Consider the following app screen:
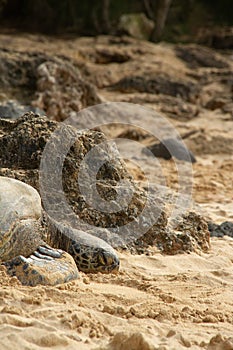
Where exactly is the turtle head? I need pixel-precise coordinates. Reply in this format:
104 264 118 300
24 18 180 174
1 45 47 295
95 248 120 273
70 242 120 273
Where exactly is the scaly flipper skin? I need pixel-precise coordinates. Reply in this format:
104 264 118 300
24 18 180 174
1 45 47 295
4 245 79 286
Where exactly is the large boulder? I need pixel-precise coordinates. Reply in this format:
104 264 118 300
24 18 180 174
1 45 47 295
0 112 210 254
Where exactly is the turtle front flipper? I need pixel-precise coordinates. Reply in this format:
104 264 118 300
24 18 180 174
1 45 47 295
3 245 79 286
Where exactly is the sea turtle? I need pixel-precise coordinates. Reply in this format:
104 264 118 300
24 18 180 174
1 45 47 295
0 176 119 286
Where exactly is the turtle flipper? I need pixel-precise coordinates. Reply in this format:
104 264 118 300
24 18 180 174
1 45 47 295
3 245 79 286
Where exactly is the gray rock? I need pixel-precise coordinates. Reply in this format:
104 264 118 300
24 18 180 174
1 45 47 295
208 221 233 238
175 44 230 69
0 100 44 119
144 138 196 163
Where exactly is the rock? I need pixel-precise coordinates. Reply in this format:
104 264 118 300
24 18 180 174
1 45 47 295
113 94 199 122
222 102 233 117
0 115 57 169
33 60 101 121
175 44 230 69
208 221 233 238
0 175 41 219
117 127 149 141
158 96 199 121
196 68 233 114
95 47 131 64
197 26 233 50
165 212 210 254
108 75 198 102
138 211 210 255
117 13 154 40
184 130 233 155
0 112 210 255
0 113 164 250
205 97 229 111
143 138 196 163
0 48 101 122
0 49 47 92
0 100 44 119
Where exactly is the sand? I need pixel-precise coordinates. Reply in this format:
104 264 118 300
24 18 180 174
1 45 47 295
0 33 233 349
1 238 233 349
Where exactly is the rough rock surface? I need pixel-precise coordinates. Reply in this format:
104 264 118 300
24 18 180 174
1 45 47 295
0 48 101 121
33 60 101 121
107 74 198 102
2 36 231 122
76 36 232 120
0 113 210 254
189 68 233 116
175 44 230 69
197 26 233 49
208 221 233 238
184 129 233 155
